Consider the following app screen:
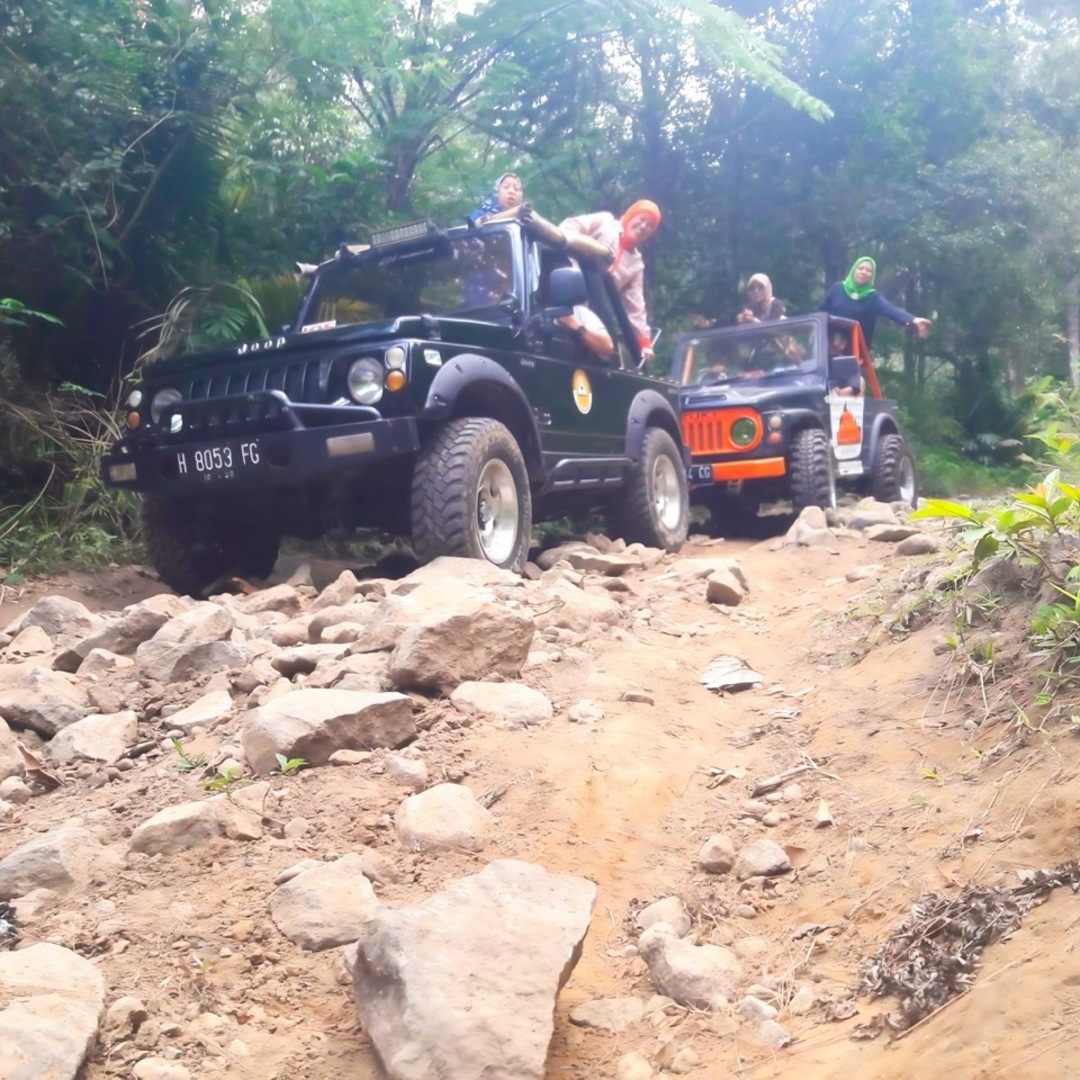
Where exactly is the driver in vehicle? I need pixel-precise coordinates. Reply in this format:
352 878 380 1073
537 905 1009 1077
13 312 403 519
829 332 864 395
559 304 614 360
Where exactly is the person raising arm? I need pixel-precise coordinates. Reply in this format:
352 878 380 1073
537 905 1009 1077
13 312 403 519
820 256 931 348
559 199 661 362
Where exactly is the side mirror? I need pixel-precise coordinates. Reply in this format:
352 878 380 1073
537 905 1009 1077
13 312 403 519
829 354 860 391
548 266 588 310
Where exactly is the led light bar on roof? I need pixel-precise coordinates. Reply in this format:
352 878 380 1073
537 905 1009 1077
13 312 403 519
368 220 439 248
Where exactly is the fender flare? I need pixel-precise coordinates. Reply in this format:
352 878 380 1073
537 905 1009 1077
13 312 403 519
422 352 544 473
866 412 900 467
783 409 828 436
625 389 686 465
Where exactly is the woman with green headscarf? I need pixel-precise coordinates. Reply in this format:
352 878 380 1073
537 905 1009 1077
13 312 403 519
820 256 931 348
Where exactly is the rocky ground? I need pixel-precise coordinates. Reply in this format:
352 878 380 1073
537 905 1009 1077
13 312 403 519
0 500 1078 1080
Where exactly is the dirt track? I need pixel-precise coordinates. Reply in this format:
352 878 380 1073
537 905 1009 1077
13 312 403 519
2 527 1078 1080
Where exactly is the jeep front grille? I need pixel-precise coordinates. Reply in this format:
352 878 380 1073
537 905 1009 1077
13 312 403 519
185 358 327 404
681 408 763 455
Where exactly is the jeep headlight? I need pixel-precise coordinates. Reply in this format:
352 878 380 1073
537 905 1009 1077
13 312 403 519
150 388 182 424
347 358 384 405
730 416 758 447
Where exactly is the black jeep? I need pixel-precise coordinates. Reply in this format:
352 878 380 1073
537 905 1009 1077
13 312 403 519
102 215 689 595
670 312 917 531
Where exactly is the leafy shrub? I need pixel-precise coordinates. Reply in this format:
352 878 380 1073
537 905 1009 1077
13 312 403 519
0 385 139 580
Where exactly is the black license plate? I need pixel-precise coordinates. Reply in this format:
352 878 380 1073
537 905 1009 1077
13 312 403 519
688 463 713 484
175 440 262 482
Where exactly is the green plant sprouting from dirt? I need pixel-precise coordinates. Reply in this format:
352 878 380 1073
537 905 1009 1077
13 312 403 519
274 753 307 776
170 738 206 774
913 388 1080 730
201 762 243 792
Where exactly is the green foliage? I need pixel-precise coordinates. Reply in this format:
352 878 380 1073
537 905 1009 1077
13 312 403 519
170 738 206 774
274 753 307 776
913 470 1080 572
201 762 243 792
138 283 257 364
0 300 63 329
915 445 1034 499
0 384 139 579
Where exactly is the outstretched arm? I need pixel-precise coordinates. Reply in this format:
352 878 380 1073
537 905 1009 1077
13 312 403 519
877 294 931 337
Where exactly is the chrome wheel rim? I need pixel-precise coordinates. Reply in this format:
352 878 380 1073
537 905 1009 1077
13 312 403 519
652 453 682 531
898 456 916 504
476 458 519 564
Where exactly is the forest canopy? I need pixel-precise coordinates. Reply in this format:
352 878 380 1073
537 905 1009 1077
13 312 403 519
1 0 1079 506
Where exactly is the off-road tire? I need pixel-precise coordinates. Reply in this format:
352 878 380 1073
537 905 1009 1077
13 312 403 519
872 433 919 507
789 427 836 512
141 495 282 597
411 417 532 572
607 427 689 551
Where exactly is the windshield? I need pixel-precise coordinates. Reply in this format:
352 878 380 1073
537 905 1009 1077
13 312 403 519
678 323 818 386
300 232 514 329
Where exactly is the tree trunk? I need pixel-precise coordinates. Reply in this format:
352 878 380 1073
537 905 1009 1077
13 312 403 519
1066 277 1080 389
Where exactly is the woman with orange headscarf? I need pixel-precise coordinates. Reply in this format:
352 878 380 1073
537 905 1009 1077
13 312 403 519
559 199 661 361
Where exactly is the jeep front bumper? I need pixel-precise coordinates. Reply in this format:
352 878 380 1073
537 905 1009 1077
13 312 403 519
102 411 420 493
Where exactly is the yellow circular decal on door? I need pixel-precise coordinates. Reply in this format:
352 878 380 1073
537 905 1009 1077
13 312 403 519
572 368 593 414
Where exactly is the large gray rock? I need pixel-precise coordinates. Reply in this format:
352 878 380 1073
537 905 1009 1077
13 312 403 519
0 942 106 1080
269 853 382 950
353 859 596 1080
308 603 375 643
49 710 137 764
394 783 493 853
304 652 392 692
0 665 90 737
559 551 643 576
896 532 942 556
163 691 233 734
139 639 252 684
4 625 53 659
242 688 415 774
637 925 744 1008
865 523 919 543
270 643 351 678
528 579 620 634
732 839 792 881
705 569 744 607
568 997 645 1033
134 603 241 682
3 595 103 641
0 827 120 900
0 718 22 782
535 543 599 571
636 896 691 938
311 569 361 610
127 784 268 856
349 582 482 654
76 649 136 679
387 593 534 692
698 834 736 875
395 556 524 591
234 583 304 616
449 681 554 729
53 598 179 672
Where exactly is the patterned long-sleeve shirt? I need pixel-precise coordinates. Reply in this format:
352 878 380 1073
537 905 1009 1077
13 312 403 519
559 212 652 348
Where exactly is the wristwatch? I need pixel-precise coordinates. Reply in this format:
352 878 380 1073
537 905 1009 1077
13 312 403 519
573 323 588 340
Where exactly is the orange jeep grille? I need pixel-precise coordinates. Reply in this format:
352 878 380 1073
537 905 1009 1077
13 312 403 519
681 407 762 455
